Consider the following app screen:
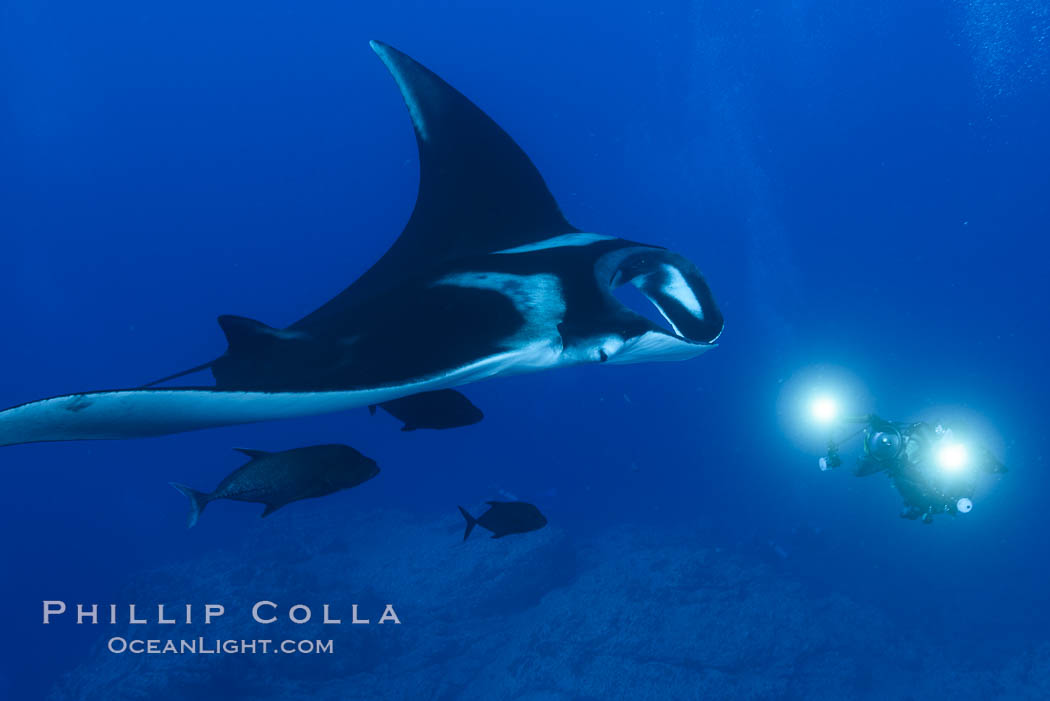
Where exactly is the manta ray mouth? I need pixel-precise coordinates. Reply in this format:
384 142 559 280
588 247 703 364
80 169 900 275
598 247 724 347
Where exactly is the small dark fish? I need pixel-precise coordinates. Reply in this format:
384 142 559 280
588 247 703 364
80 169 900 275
170 444 378 528
369 389 483 431
458 501 548 541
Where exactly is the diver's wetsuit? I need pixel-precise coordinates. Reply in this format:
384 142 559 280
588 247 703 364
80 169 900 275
852 419 983 523
821 414 1005 522
893 465 955 523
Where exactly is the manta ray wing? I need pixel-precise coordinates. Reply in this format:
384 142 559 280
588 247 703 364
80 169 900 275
0 42 724 448
292 41 578 334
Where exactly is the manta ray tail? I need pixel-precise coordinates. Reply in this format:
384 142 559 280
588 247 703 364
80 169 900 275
144 316 304 390
141 361 214 388
170 482 210 528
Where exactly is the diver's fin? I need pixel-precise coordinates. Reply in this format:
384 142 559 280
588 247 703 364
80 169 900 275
234 448 271 460
457 506 478 542
260 503 282 518
290 42 578 330
169 482 210 529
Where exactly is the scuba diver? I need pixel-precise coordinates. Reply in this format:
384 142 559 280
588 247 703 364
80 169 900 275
817 411 1005 523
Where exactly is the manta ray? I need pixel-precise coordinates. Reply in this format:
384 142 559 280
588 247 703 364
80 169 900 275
0 41 723 448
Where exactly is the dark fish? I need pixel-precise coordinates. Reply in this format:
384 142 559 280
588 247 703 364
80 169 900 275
369 390 483 431
458 501 548 541
170 444 378 527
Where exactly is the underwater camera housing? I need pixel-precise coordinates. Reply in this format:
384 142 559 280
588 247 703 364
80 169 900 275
864 426 904 463
815 413 873 472
813 409 1003 522
803 388 1008 522
819 441 843 471
818 416 918 476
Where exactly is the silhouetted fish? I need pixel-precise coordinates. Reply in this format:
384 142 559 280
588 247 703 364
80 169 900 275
170 444 378 527
369 390 483 431
458 501 548 540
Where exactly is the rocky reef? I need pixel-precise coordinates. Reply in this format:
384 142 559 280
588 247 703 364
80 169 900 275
49 508 1046 700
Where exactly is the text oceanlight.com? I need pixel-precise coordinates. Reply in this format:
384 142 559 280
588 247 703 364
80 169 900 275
107 638 335 655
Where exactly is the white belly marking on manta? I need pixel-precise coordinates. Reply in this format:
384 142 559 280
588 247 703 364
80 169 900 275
432 272 566 360
0 273 580 447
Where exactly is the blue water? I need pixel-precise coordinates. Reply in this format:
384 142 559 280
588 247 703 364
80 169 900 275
2 1 1048 698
